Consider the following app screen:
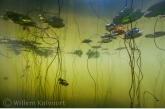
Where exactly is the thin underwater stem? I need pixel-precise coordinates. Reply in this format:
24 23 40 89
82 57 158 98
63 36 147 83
87 49 97 107
124 17 143 108
143 91 159 107
88 0 108 24
153 17 165 51
95 49 100 107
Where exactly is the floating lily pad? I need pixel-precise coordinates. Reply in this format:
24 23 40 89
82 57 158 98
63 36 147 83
154 31 165 36
101 33 117 39
82 39 92 43
125 33 143 39
113 8 134 25
145 34 154 38
97 38 112 43
48 21 65 28
115 47 126 50
101 48 109 50
3 10 36 27
91 45 101 49
50 16 63 22
113 8 144 25
144 1 165 18
127 9 144 23
145 31 165 38
41 16 65 28
124 28 143 39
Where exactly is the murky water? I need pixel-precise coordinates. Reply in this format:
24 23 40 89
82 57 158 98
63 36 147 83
0 0 165 108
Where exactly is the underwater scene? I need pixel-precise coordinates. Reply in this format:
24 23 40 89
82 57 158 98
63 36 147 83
0 0 165 108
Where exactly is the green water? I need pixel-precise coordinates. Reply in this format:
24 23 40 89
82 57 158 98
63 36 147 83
0 0 165 108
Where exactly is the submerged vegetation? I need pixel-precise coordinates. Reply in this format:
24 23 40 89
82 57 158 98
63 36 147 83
86 49 100 59
0 0 165 108
73 50 83 57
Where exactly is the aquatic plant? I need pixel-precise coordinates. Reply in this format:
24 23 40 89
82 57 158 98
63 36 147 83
1 0 165 108
145 31 165 38
4 77 8 80
40 16 65 28
98 38 112 43
3 10 36 27
86 49 100 59
152 17 165 51
144 1 165 18
73 50 83 57
124 28 143 39
123 17 143 108
113 8 144 25
82 39 92 43
143 91 159 107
